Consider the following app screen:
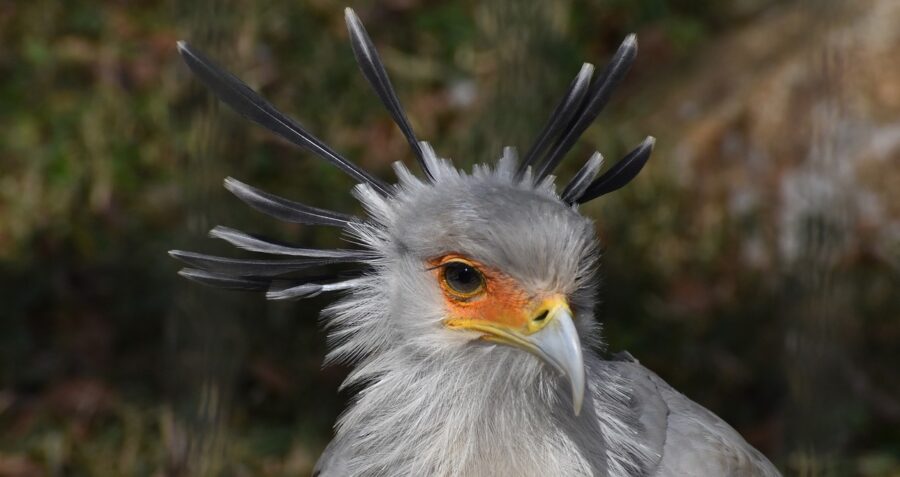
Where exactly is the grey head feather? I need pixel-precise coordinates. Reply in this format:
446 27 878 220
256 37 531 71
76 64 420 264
496 146 519 179
418 141 451 177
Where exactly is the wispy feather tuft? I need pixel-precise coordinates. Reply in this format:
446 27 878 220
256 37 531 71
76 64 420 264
496 146 519 180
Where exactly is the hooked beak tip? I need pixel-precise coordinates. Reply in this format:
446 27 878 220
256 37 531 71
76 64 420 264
527 302 586 416
571 365 585 416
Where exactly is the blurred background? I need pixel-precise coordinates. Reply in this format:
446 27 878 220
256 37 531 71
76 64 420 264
1 0 898 475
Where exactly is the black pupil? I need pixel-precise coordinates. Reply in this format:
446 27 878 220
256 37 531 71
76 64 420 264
444 263 482 294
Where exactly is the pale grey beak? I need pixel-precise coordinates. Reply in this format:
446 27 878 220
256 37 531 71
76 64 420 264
524 304 586 415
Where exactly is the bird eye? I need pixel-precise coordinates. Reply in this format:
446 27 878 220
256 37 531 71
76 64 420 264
441 260 485 298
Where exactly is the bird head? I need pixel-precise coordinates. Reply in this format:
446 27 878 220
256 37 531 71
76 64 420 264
170 8 653 417
363 155 598 414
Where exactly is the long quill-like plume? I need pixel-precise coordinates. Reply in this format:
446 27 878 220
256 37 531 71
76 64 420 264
168 250 370 277
176 41 391 195
177 268 365 299
516 63 594 179
209 226 374 258
533 35 638 181
224 177 358 227
344 8 432 181
560 151 603 204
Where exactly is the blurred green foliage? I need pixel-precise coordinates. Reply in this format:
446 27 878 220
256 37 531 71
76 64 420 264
1 1 897 476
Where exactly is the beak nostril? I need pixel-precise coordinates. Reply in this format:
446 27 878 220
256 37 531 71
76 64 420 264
533 310 549 322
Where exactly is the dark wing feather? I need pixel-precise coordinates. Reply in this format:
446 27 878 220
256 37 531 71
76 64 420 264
344 8 431 181
224 177 358 227
534 35 638 180
516 63 595 179
176 41 391 195
575 136 654 204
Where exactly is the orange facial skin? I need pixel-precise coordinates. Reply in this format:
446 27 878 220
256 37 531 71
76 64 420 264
429 254 533 330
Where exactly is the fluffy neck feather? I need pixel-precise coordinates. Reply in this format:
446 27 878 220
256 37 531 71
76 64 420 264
327 299 652 476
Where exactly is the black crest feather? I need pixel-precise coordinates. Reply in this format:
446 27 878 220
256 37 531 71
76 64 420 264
534 34 638 181
344 8 432 181
516 63 595 179
173 11 653 296
168 250 368 277
575 136 655 204
560 151 603 204
177 268 271 291
223 177 358 227
176 41 391 196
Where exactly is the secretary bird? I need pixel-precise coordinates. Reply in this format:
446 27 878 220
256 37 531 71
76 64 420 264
170 8 780 476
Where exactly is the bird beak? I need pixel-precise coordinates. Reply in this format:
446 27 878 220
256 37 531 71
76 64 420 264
523 299 586 415
446 295 586 415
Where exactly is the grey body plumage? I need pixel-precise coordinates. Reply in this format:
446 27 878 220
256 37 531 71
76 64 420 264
171 7 779 476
